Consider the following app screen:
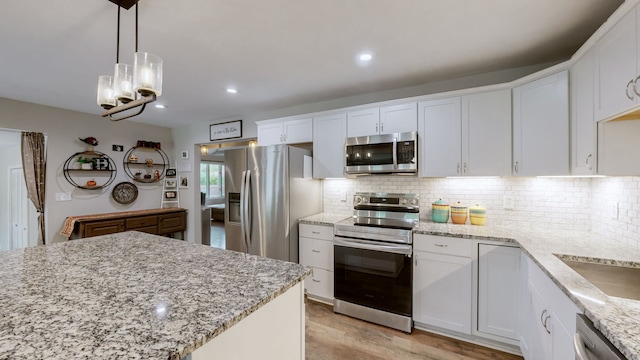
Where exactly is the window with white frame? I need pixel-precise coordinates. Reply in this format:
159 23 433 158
200 162 225 199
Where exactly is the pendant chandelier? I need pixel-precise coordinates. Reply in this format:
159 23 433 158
97 0 163 121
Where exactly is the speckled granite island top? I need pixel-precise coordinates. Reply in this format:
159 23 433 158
415 221 640 360
0 231 311 360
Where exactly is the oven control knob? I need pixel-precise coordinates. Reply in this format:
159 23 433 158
401 198 408 205
354 195 362 205
410 198 418 206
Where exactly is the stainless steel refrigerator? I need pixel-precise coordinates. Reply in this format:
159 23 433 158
224 144 322 263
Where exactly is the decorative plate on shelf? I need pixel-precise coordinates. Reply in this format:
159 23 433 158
111 182 138 205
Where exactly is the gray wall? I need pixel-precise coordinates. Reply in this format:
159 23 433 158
0 97 175 244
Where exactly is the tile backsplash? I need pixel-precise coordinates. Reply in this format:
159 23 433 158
323 176 640 249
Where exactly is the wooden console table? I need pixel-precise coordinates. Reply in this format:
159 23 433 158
61 208 187 240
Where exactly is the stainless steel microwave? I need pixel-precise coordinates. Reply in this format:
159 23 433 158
344 131 418 175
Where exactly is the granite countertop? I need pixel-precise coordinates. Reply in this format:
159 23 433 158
0 231 311 360
299 212 351 226
414 221 640 360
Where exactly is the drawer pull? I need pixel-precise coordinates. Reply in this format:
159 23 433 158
312 250 320 253
434 244 448 247
312 279 321 283
311 231 321 234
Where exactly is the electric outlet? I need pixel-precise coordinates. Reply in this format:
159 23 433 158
611 202 619 220
340 190 347 202
55 192 72 201
503 195 515 210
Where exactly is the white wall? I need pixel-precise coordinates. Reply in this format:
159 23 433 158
0 97 174 244
323 176 640 250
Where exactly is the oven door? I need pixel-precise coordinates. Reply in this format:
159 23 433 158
334 237 412 317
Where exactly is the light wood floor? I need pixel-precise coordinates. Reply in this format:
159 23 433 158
305 299 523 360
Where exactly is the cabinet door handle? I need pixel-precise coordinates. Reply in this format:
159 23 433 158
312 279 321 283
415 257 418 266
544 314 552 334
514 161 519 173
376 124 379 133
380 123 384 133
434 244 448 247
633 75 640 97
540 309 547 328
311 231 321 234
312 249 320 253
457 163 460 174
626 79 635 100
585 154 592 170
463 163 468 174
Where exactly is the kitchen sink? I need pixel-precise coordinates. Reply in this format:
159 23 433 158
556 256 640 301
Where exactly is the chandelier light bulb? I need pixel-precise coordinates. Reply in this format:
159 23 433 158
97 75 116 109
113 63 135 103
134 52 163 96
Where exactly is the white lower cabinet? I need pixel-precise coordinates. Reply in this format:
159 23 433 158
475 243 521 344
521 253 580 360
413 234 472 334
299 223 334 302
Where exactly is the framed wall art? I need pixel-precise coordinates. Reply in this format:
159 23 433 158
165 179 177 188
210 120 242 141
179 175 189 189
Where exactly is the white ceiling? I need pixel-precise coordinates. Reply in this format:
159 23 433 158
0 0 624 128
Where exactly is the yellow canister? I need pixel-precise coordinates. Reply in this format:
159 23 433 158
469 204 486 226
450 201 468 224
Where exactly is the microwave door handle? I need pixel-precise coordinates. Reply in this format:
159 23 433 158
392 137 398 169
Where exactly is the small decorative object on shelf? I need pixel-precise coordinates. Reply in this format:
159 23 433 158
86 179 97 187
136 140 161 149
128 154 138 162
146 158 154 167
79 137 99 151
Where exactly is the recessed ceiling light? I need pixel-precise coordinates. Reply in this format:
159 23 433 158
154 104 166 109
359 53 373 62
226 88 238 94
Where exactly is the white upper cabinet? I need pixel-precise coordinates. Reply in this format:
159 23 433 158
379 102 418 134
512 71 570 176
462 89 512 176
347 108 380 137
419 90 511 177
313 113 347 178
571 48 597 175
594 8 638 121
257 118 312 146
418 97 462 177
347 102 417 137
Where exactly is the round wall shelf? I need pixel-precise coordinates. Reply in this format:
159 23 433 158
123 146 169 183
63 151 117 190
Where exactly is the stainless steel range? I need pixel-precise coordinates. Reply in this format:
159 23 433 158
333 192 419 333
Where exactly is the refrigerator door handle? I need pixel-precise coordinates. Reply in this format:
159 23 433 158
240 170 248 252
244 170 252 251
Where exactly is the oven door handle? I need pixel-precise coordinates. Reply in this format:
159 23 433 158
334 238 412 257
392 136 398 169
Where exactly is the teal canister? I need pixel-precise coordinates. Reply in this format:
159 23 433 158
431 199 450 223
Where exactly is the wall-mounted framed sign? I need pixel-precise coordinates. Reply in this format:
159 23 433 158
210 120 242 141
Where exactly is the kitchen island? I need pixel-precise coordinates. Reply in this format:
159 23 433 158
0 231 311 359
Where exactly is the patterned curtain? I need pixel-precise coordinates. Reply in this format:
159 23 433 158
21 132 46 245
